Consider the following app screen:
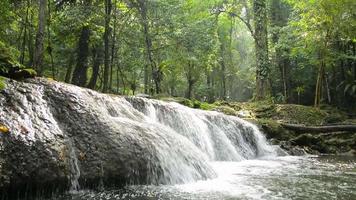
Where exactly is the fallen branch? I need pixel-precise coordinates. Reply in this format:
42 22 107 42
280 123 356 133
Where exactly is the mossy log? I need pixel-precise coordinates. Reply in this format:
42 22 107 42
281 123 356 133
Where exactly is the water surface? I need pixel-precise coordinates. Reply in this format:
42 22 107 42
53 155 356 200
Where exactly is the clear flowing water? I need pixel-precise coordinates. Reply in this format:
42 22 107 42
56 97 355 200
51 155 356 200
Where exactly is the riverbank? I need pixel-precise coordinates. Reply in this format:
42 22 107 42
159 97 356 156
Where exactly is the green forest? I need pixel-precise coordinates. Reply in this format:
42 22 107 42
1 0 355 109
1 1 356 199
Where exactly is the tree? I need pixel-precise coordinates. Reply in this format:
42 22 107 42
33 0 47 75
253 0 269 100
71 25 90 86
102 0 112 92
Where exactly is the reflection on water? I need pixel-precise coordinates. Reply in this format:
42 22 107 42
52 155 356 200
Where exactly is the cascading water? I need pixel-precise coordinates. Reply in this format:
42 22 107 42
126 97 279 163
2 79 355 200
0 78 281 196
67 138 81 192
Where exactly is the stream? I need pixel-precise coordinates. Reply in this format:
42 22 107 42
52 155 356 200
1 79 355 200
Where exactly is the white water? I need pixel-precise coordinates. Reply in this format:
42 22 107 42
67 138 81 192
0 79 281 188
124 97 281 183
2 80 354 200
134 98 279 160
57 156 356 200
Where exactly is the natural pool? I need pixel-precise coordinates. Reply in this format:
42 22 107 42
51 155 356 200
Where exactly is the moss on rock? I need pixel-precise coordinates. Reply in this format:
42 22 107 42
256 119 294 140
0 76 6 90
0 42 36 80
213 106 237 116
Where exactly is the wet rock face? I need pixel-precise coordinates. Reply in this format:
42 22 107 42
0 79 141 196
0 79 162 189
0 78 278 198
0 78 215 196
0 79 68 191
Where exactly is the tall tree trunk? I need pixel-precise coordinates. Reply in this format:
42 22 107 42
110 0 117 91
314 62 324 107
220 59 226 100
254 0 270 100
144 64 149 94
28 8 35 67
206 70 214 103
20 0 30 65
280 57 288 103
135 0 160 94
324 72 331 104
185 62 195 100
33 0 47 75
103 0 112 92
47 0 55 79
186 80 194 100
353 42 356 80
88 45 103 89
72 26 90 86
116 64 120 94
219 37 227 100
64 53 74 83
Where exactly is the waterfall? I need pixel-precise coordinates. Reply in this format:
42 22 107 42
126 97 278 162
67 138 81 192
0 79 281 192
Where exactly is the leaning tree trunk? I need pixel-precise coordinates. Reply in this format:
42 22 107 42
33 0 47 75
253 0 270 100
72 26 90 87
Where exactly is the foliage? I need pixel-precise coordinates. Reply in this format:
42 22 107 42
0 0 354 110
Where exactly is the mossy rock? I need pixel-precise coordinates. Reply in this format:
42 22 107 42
232 101 276 118
176 98 194 108
213 101 242 111
192 100 201 108
9 68 37 79
213 106 237 116
160 97 194 108
273 104 327 125
321 105 348 124
291 134 319 146
0 42 36 80
256 119 294 140
199 102 217 110
0 76 6 90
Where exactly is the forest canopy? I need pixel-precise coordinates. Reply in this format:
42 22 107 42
0 0 355 109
